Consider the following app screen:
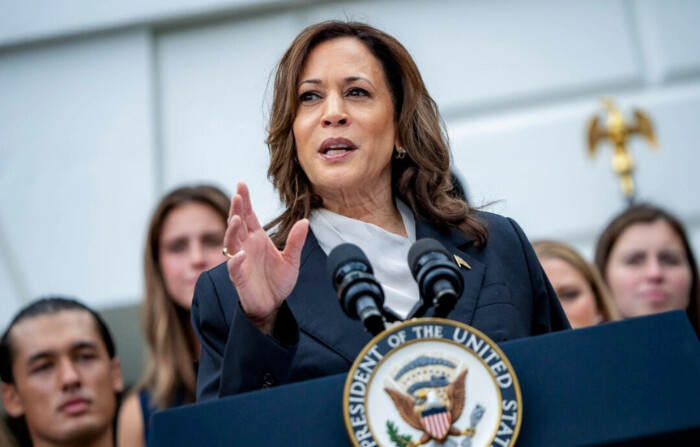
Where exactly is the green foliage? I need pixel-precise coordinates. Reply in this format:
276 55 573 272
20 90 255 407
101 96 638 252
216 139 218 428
386 420 413 447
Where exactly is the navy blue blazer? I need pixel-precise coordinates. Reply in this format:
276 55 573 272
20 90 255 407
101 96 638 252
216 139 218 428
192 211 570 401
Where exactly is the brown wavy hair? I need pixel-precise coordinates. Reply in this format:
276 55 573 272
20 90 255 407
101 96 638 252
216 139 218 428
141 185 230 408
533 240 620 325
264 20 487 248
594 204 699 336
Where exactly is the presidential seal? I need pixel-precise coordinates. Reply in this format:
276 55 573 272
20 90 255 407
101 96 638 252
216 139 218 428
343 319 521 447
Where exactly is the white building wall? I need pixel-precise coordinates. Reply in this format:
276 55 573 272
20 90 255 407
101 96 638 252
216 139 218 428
1 0 699 379
0 29 157 326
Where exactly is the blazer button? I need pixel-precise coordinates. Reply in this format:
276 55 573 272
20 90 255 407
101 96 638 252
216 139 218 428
262 372 276 388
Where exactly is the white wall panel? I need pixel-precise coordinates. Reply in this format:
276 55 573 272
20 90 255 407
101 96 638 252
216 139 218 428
0 30 155 312
0 0 280 48
0 264 21 330
630 85 700 216
306 0 641 112
157 13 302 222
636 0 700 82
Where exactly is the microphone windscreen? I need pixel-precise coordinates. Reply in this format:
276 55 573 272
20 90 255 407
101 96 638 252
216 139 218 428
327 243 372 281
408 238 451 275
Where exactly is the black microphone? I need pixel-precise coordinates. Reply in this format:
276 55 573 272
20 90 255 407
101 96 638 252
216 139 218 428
408 238 465 318
327 243 386 335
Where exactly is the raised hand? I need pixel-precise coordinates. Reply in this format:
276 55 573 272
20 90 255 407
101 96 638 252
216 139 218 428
223 182 309 335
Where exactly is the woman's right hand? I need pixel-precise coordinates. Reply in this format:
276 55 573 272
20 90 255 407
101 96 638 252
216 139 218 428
223 182 309 335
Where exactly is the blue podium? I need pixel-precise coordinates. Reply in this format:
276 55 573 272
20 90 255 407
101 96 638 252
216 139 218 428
150 311 700 446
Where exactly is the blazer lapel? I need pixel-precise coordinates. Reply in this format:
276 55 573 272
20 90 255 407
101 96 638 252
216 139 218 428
286 231 373 363
285 218 486 362
415 218 485 325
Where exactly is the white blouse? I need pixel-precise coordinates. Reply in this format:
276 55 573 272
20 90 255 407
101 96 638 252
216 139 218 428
309 200 421 320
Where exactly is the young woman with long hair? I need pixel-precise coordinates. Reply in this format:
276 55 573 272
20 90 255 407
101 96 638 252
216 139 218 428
117 185 230 446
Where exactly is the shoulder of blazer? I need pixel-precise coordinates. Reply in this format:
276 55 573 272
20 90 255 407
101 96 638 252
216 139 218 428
414 209 519 252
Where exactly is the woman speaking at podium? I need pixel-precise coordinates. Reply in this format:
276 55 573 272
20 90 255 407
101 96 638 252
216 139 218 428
192 21 570 400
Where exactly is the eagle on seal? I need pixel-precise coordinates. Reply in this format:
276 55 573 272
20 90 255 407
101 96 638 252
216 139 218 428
385 368 468 443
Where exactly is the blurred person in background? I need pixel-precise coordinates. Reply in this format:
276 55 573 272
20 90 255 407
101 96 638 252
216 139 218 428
534 240 619 328
595 204 699 336
117 185 230 447
1 297 124 447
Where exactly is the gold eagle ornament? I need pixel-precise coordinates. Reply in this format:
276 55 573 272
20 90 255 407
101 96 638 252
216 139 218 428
586 97 658 203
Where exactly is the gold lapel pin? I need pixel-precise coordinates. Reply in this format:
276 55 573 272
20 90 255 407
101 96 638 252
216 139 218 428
453 254 471 270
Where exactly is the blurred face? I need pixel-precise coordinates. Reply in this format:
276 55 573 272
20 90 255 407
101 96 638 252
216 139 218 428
159 202 226 310
1 310 123 447
293 37 397 204
541 257 601 329
605 219 692 318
